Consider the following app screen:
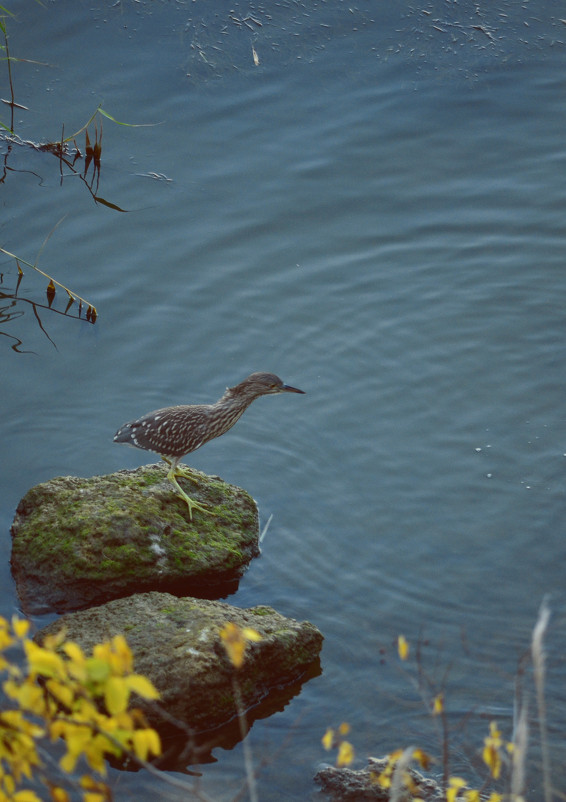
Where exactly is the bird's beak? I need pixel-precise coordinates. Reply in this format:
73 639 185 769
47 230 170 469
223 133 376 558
281 383 305 394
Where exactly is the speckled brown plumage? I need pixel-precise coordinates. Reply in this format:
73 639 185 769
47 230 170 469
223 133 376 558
114 372 305 519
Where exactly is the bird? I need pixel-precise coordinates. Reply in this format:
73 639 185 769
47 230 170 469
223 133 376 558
114 372 305 519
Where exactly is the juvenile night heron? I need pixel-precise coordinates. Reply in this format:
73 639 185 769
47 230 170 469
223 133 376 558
114 372 305 519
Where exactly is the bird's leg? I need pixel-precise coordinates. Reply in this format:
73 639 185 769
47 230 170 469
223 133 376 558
166 469 214 521
164 456 215 521
160 455 199 485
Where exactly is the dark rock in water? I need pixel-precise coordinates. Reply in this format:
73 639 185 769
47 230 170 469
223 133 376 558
11 464 259 614
35 591 323 735
315 757 444 801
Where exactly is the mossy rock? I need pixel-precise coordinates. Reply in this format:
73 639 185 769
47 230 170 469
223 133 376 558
36 591 324 735
11 464 259 614
315 757 444 801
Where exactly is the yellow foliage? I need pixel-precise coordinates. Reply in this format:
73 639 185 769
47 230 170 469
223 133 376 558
79 774 111 802
219 622 262 669
374 752 399 789
24 642 66 680
482 721 503 779
374 749 431 793
412 748 431 770
104 676 130 715
125 674 161 701
321 727 334 750
62 641 85 665
432 693 444 715
0 616 161 802
44 680 74 711
11 790 43 802
0 620 14 651
446 776 467 802
11 619 30 641
397 635 410 661
336 740 355 767
322 724 354 767
50 786 70 802
85 658 110 685
376 768 392 789
132 729 161 762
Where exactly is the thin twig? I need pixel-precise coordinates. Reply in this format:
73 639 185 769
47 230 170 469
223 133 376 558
532 597 552 802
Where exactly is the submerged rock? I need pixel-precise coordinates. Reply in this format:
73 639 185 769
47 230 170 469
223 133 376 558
11 464 259 614
315 758 444 801
36 591 323 734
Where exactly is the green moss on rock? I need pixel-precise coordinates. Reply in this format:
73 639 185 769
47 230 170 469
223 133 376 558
11 464 259 614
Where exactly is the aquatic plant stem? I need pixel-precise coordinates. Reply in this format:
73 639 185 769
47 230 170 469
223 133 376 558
233 676 258 802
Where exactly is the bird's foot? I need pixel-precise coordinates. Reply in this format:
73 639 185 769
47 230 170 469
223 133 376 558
178 491 214 521
167 472 215 521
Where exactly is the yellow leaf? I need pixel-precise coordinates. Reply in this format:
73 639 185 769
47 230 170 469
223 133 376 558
49 787 70 802
242 627 262 642
92 642 111 662
447 777 467 802
1 708 44 738
321 727 334 750
79 777 111 802
12 617 30 640
220 623 247 669
86 657 111 684
338 722 351 736
110 635 133 674
24 641 66 679
132 728 161 761
397 635 410 661
336 740 355 767
14 791 44 802
412 748 432 770
482 743 501 779
60 750 79 774
0 627 14 650
432 693 444 715
85 736 109 774
10 681 47 716
63 641 85 663
42 628 67 651
376 770 392 789
46 679 74 709
125 674 160 700
79 776 100 789
402 772 419 794
105 676 130 715
145 727 161 757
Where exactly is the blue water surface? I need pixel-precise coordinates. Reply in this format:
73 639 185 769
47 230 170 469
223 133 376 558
2 1 566 798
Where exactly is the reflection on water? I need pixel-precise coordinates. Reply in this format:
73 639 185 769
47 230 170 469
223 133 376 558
2 0 566 798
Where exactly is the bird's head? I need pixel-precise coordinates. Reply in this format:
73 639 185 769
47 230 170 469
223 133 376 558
231 372 305 399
